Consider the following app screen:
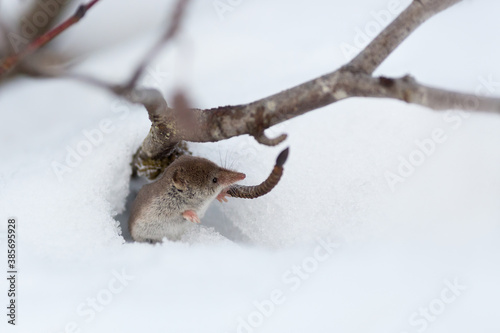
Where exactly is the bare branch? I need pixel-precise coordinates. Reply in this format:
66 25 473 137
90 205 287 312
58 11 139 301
253 132 288 146
19 0 72 45
6 0 499 181
0 0 100 77
123 0 500 178
348 0 460 74
142 70 500 148
360 75 500 112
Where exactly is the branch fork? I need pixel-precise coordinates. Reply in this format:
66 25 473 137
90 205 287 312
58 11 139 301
1 0 499 180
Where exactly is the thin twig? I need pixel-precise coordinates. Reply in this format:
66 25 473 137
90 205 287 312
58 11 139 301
3 0 498 180
127 0 500 178
348 0 460 74
18 0 72 45
0 0 100 76
124 0 190 90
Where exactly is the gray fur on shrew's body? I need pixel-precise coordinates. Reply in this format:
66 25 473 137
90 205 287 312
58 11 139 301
129 155 245 243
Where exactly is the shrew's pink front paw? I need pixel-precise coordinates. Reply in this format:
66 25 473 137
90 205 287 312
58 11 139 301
182 210 201 224
217 190 230 203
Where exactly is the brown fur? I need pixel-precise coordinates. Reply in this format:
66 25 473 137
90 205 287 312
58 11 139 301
129 155 245 243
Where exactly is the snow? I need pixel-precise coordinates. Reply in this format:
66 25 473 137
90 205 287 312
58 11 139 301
1 0 500 332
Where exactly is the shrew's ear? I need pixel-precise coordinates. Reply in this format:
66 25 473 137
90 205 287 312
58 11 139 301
172 168 187 191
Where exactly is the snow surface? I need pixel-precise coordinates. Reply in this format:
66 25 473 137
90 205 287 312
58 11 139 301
1 0 500 332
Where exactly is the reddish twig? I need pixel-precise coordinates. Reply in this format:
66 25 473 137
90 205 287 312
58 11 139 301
0 0 100 77
15 0 192 102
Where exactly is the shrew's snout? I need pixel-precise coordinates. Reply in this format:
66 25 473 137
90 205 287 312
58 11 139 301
219 170 246 186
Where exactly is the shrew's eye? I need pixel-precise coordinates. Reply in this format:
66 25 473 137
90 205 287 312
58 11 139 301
212 177 218 183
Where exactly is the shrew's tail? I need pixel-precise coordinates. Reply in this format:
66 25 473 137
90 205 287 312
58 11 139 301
227 148 289 199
